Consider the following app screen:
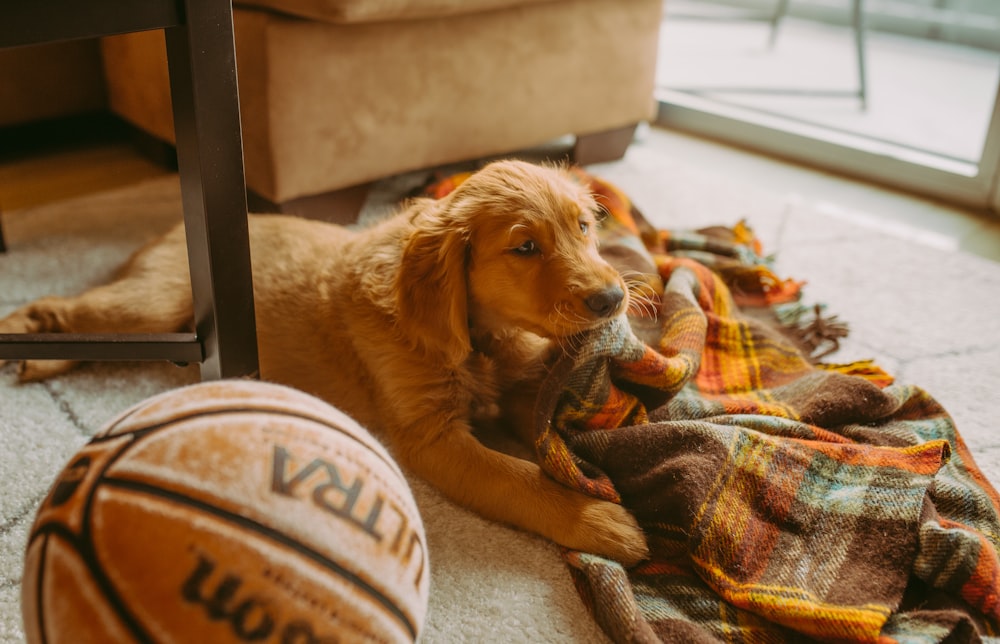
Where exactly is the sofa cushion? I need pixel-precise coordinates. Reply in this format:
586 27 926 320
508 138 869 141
237 0 564 25
102 0 662 202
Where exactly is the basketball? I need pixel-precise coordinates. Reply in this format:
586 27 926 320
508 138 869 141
21 380 429 643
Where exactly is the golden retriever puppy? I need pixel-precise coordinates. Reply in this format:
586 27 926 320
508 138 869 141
0 160 648 565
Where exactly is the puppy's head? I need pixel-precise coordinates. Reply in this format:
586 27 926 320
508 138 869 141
460 161 627 338
397 160 626 363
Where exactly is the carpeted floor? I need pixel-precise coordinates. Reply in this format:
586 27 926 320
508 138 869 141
2 134 999 643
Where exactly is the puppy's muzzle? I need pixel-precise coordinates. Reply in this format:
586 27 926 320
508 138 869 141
585 285 625 318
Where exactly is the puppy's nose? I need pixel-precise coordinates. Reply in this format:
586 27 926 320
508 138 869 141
585 285 625 318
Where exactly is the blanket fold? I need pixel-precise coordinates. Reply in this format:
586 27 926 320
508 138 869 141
422 168 1000 642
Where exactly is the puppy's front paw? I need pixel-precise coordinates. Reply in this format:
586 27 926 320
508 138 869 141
568 500 649 566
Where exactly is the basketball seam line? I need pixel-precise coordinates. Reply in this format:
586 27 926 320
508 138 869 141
100 476 419 640
35 528 51 644
100 405 407 479
30 526 157 641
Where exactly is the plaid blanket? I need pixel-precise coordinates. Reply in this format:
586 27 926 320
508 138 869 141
423 167 1000 642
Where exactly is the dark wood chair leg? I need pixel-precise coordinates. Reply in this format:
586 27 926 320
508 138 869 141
165 0 259 380
0 212 6 253
572 123 638 166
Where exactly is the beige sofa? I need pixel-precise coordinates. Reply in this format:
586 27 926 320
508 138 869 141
100 0 663 215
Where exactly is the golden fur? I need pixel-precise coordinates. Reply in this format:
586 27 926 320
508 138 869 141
0 160 648 564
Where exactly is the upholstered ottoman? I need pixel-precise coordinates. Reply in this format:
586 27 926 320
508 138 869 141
102 0 663 215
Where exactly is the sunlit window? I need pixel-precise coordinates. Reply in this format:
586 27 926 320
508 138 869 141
655 0 1000 211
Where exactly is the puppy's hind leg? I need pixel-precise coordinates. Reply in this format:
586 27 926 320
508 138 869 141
0 226 194 381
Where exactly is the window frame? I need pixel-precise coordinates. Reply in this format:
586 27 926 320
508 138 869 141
655 85 1000 214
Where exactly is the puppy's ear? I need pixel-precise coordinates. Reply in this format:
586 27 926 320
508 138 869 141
396 200 471 365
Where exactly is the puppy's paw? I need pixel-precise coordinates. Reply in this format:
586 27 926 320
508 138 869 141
0 312 31 336
567 499 649 566
0 310 34 372
0 300 77 380
1 297 70 330
18 359 78 382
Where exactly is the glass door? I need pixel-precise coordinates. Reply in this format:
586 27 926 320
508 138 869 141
655 0 1000 213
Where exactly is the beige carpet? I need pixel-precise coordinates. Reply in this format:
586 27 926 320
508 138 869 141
2 137 1000 643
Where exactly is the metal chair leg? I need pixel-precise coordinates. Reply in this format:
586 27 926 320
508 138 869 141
768 0 790 49
852 0 869 110
768 0 867 110
165 0 259 380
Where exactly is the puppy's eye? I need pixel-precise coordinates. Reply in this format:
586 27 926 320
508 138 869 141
579 220 590 235
512 240 539 256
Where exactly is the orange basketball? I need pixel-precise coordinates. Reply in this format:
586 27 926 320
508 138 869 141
22 380 429 644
